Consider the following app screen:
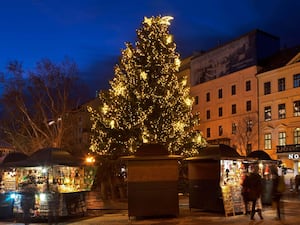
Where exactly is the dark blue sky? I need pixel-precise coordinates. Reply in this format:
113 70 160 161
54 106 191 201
1 0 300 95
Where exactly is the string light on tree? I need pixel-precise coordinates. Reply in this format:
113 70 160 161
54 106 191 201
88 15 206 157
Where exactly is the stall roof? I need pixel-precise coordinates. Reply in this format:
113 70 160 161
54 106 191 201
5 147 83 167
0 152 28 167
186 144 242 161
247 150 272 160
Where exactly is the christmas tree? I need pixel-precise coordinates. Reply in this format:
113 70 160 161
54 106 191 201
88 15 206 157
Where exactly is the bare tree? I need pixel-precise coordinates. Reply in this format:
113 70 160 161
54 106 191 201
0 58 89 154
231 113 258 156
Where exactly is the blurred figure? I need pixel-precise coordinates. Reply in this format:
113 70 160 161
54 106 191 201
295 175 300 193
272 167 284 220
48 181 60 225
241 173 250 215
20 178 37 225
245 165 263 220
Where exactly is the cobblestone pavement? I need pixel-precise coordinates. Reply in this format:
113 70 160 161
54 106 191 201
1 193 300 225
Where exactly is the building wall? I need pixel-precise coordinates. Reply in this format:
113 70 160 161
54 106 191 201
190 66 259 156
257 58 300 169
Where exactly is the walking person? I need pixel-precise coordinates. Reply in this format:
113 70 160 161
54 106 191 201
241 173 250 215
20 178 37 225
245 165 263 220
48 181 60 225
271 167 284 220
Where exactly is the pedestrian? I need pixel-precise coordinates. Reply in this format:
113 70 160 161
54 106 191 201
271 167 284 220
241 173 250 215
48 181 60 225
20 178 37 225
245 165 263 220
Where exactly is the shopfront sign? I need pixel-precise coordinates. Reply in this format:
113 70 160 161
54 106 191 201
288 153 300 160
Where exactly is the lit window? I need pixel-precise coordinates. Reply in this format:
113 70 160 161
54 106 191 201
278 104 286 119
278 132 286 146
294 128 300 144
293 100 300 116
264 133 272 150
264 106 271 121
247 120 253 132
232 123 237 134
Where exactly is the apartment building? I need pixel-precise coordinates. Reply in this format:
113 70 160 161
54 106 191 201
257 46 300 173
190 30 280 156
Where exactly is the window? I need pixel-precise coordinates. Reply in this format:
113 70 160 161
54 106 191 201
218 89 223 99
264 133 272 150
207 128 211 138
246 80 251 91
278 78 285 92
294 100 300 116
206 110 211 120
232 123 237 134
247 120 253 132
206 92 210 102
194 96 199 105
294 74 300 88
278 132 286 146
264 82 271 95
218 107 223 117
294 128 300 144
278 104 286 119
231 104 236 114
246 100 251 111
264 106 272 121
231 85 236 95
219 125 223 136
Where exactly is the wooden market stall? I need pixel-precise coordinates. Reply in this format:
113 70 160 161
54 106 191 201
0 148 96 218
122 144 182 218
186 144 245 216
0 152 29 219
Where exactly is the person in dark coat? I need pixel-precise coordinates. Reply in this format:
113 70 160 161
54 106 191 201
241 173 250 215
246 165 263 220
272 167 282 220
20 181 37 225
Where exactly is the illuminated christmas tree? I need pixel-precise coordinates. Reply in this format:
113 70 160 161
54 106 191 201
89 15 206 157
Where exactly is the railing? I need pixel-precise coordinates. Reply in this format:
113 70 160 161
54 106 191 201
276 144 300 153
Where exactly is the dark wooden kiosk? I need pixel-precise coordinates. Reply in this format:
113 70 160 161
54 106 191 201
122 144 182 218
186 144 244 215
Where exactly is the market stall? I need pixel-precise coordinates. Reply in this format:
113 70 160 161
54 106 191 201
0 148 96 218
186 144 245 216
0 152 29 219
122 144 182 218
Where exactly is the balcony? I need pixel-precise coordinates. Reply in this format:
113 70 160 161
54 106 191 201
276 144 300 153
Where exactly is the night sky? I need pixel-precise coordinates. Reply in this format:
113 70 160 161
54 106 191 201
1 0 300 96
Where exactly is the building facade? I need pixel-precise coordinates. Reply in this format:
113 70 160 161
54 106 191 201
189 30 280 156
257 47 300 174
